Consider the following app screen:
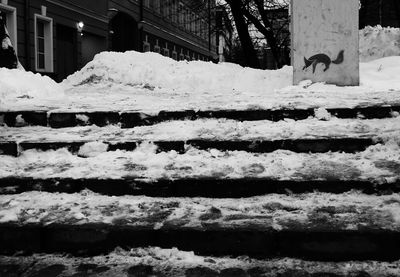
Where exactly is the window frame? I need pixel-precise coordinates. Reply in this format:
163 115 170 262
34 13 54 73
0 3 17 54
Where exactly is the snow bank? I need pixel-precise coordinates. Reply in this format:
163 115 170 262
63 51 292 94
360 25 400 62
0 68 64 105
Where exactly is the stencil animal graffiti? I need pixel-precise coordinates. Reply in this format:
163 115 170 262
0 12 18 69
303 50 344 73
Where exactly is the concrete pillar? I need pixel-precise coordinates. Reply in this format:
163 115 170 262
291 0 359 86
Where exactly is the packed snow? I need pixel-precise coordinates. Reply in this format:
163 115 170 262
0 139 399 182
0 26 399 112
1 190 400 231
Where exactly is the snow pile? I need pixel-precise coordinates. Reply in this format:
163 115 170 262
0 68 64 105
360 25 400 62
63 51 292 94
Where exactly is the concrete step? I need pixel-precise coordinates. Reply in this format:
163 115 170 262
1 141 398 190
1 191 400 261
0 138 378 156
1 105 399 127
2 249 399 277
1 177 399 197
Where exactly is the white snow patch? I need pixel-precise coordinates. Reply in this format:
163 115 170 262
78 141 109 158
314 108 332 121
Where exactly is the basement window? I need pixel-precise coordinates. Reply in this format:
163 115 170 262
34 14 53 72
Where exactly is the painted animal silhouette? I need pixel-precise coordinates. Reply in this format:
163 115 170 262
303 50 344 73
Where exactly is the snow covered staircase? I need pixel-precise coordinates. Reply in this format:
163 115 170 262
1 105 400 276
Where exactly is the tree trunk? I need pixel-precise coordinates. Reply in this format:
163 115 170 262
226 0 260 68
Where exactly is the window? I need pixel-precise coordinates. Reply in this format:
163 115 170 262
154 0 161 13
34 14 53 72
191 13 195 32
144 0 150 8
0 3 17 53
178 3 184 25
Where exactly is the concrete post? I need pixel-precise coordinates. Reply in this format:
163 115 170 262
291 0 359 86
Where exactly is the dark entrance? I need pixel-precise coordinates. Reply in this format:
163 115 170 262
110 12 138 52
56 24 77 82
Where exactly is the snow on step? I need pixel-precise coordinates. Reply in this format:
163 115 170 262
2 116 400 142
3 116 400 155
1 248 400 277
2 191 400 259
0 141 398 182
1 190 400 231
1 106 400 128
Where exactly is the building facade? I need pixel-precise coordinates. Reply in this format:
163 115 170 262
360 0 400 28
1 0 217 81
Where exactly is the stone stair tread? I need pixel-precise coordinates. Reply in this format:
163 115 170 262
0 138 380 156
2 177 399 197
3 117 399 141
1 248 400 277
1 105 400 128
2 191 400 259
0 142 398 183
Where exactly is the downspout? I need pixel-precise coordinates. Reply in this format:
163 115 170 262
208 0 211 57
24 0 31 70
139 0 143 52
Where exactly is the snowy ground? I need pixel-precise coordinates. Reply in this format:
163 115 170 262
1 56 400 113
0 26 399 113
1 190 400 231
0 139 399 182
2 248 400 277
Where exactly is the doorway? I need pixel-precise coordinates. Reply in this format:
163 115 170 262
56 24 77 81
110 12 138 52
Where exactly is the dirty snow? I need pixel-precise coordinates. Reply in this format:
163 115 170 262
1 116 400 143
0 139 399 182
1 190 400 231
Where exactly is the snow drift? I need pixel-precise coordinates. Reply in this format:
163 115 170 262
63 51 292 94
359 25 400 62
0 68 64 105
